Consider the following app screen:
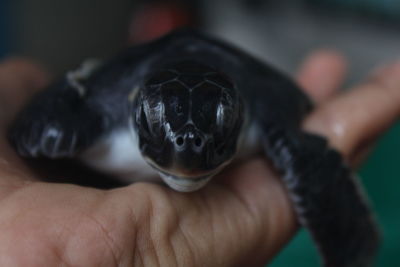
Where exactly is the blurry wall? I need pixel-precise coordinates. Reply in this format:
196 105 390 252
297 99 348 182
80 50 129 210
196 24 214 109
12 0 134 75
0 0 11 57
205 1 400 83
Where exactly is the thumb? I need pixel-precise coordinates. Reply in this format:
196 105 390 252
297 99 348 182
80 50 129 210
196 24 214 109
0 58 49 179
303 61 400 162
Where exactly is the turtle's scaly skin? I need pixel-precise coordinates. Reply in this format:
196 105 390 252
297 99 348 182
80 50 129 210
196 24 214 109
9 30 379 266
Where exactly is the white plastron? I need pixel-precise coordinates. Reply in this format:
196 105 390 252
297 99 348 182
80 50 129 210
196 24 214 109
80 127 159 183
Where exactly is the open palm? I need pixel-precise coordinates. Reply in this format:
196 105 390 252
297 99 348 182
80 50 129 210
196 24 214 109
0 53 399 266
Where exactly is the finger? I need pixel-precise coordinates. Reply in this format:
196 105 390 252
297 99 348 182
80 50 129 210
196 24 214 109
0 58 49 126
297 50 347 104
303 61 400 162
110 160 297 266
216 159 297 265
0 59 48 181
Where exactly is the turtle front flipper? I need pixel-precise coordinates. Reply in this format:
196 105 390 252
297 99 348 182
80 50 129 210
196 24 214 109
261 125 379 267
9 78 105 158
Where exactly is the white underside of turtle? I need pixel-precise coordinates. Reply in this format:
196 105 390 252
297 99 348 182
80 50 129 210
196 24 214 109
80 121 261 192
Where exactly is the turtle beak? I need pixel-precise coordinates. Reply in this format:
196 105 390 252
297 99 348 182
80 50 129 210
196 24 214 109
141 154 223 192
158 171 215 192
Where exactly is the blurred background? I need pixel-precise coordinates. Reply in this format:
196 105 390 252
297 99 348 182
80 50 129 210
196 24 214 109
1 0 399 266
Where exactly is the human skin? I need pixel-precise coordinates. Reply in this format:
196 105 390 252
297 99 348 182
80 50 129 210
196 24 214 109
0 52 399 266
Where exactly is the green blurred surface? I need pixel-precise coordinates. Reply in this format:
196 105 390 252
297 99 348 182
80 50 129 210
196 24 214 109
269 123 400 266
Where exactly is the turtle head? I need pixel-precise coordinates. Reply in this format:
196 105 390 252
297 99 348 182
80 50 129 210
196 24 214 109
133 61 244 192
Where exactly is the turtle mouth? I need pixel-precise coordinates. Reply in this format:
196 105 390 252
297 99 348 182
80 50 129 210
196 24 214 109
158 170 216 192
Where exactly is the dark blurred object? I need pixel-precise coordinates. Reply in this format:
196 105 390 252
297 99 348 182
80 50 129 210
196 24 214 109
12 0 134 75
307 0 400 21
0 0 11 58
240 0 270 9
239 0 400 23
129 0 202 43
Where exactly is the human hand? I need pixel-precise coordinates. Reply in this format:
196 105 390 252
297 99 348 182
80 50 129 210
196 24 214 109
0 52 399 266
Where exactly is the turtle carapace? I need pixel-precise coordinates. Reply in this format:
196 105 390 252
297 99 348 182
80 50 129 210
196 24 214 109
9 29 379 267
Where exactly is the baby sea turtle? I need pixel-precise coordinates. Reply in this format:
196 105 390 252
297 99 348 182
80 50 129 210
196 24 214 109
9 30 379 266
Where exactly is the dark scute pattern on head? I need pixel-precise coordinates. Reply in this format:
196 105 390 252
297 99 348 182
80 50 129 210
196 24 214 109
138 58 244 173
160 81 190 131
178 74 205 88
191 82 222 133
145 70 178 86
206 73 234 90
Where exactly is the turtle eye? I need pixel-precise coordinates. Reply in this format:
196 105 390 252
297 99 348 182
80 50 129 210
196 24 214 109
191 82 221 133
216 96 235 133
